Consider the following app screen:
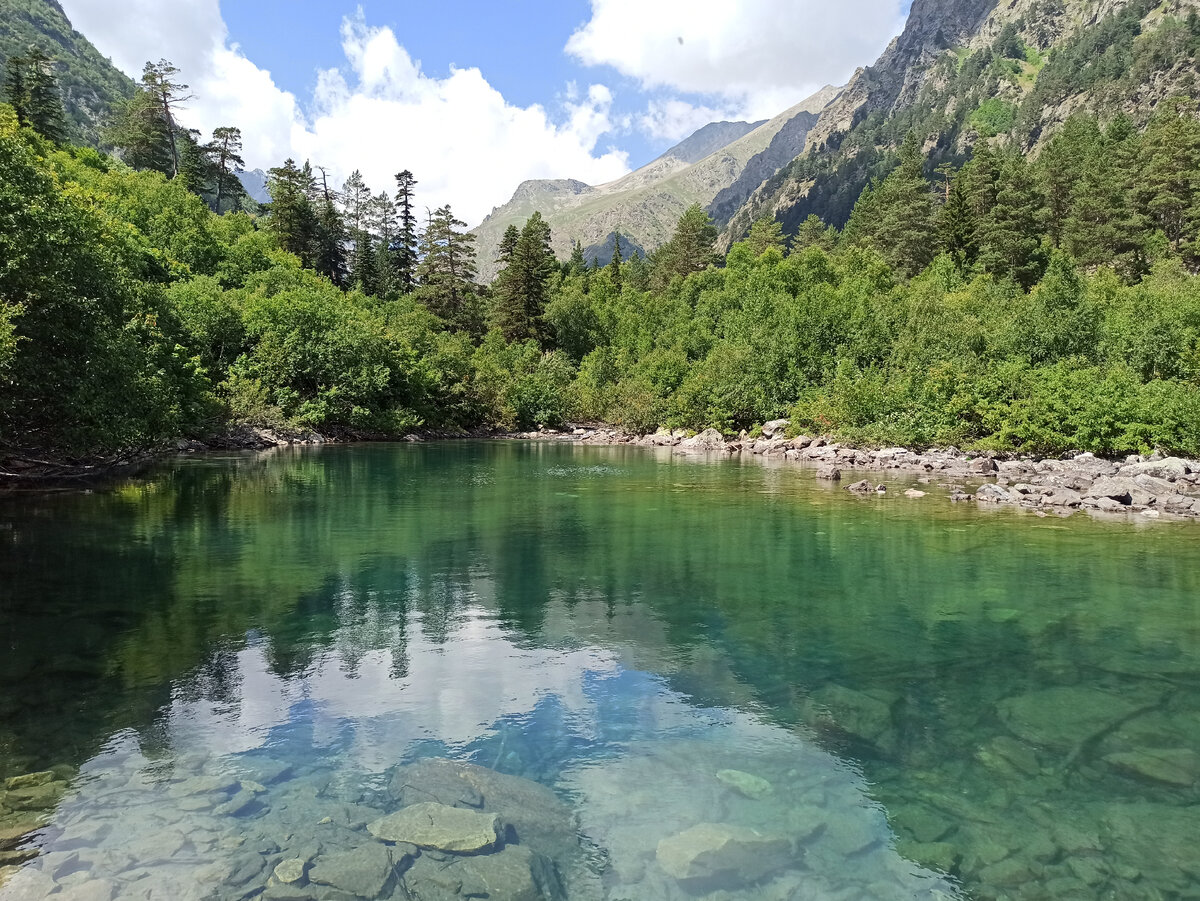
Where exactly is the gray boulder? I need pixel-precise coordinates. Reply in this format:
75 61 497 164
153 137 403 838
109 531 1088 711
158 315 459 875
976 484 1013 504
656 823 793 887
1119 458 1191 481
368 802 500 854
761 419 790 438
817 466 842 482
308 843 399 899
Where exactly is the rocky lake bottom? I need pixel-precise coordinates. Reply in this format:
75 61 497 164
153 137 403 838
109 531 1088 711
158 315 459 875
1 441 1199 900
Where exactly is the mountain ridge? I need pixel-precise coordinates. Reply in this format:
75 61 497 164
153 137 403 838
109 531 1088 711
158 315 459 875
471 84 841 280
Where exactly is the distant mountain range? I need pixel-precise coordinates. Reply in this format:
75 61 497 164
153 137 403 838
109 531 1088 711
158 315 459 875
237 168 271 205
471 84 842 280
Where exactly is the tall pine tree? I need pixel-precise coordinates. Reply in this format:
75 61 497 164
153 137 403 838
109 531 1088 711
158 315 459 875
417 205 480 333
393 170 419 294
491 212 556 343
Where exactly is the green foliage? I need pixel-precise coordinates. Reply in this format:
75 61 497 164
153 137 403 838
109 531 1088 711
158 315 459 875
970 99 1017 138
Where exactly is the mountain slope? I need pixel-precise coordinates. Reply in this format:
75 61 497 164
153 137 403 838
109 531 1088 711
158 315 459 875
0 0 134 146
472 85 840 280
723 0 1200 245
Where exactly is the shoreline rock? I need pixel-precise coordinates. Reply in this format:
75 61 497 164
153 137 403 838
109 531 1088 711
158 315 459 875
506 426 1200 523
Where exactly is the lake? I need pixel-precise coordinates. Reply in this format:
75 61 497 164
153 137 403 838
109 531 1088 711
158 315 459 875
1 441 1199 901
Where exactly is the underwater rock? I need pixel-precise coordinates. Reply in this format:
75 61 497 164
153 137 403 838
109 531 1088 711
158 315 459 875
656 823 792 887
809 685 898 755
896 839 960 875
53 879 118 901
847 480 873 494
308 843 398 898
273 858 308 884
716 769 772 800
390 759 576 859
3 772 56 792
2 780 66 811
995 686 1155 752
368 802 501 854
1103 749 1200 787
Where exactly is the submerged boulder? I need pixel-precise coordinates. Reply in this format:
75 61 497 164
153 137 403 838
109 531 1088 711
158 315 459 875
368 802 500 854
388 758 576 858
308 843 399 898
715 769 772 800
996 686 1157 752
656 823 793 887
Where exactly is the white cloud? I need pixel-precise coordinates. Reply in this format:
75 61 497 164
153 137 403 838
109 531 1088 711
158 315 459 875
568 0 909 121
639 98 740 141
56 1 630 226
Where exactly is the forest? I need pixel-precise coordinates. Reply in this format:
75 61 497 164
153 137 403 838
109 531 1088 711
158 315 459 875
2 43 1200 463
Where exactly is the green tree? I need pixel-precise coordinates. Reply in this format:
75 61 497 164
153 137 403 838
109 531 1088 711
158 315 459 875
393 170 419 294
872 132 936 277
491 212 556 343
978 151 1046 289
210 126 246 214
1137 97 1200 254
106 87 173 175
652 204 718 290
608 234 623 290
417 205 480 333
342 170 377 292
265 158 320 267
3 48 66 142
745 217 787 256
370 191 398 297
139 59 194 179
313 166 348 287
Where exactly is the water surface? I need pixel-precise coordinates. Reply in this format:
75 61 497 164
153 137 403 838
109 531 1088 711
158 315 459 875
1 442 1199 900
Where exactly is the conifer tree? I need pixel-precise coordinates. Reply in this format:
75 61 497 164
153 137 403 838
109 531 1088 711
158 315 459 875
417 205 480 332
491 212 556 343
370 192 398 296
3 48 66 142
210 127 246 214
393 170 419 294
342 171 377 292
978 152 1046 289
652 204 718 290
497 225 520 268
745 217 787 256
624 250 650 292
1137 97 1200 254
139 60 194 179
608 234 623 290
791 215 837 253
568 240 587 275
873 133 936 277
106 88 173 175
937 172 977 269
265 158 320 267
313 166 348 287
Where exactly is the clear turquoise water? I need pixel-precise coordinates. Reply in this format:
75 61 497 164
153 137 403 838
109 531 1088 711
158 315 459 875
1 441 1199 900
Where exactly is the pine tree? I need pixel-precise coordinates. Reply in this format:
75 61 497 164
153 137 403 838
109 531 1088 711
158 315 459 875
977 152 1046 289
139 60 194 179
106 88 174 175
1137 97 1200 254
791 214 837 253
497 225 520 267
625 250 650 292
491 212 556 343
937 172 977 269
568 240 587 275
370 192 398 297
745 217 787 256
417 205 480 332
177 127 217 199
608 234 623 290
652 204 718 290
265 158 320 267
1063 129 1143 272
313 166 348 287
210 127 246 214
393 170 419 294
3 48 66 142
342 171 377 292
1038 114 1098 248
872 132 936 277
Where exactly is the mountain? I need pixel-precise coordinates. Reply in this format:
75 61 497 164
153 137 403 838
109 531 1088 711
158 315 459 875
0 0 134 146
237 168 271 205
722 0 1200 246
472 85 841 280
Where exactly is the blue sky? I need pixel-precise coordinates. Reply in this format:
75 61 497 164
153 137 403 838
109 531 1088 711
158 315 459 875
60 0 911 224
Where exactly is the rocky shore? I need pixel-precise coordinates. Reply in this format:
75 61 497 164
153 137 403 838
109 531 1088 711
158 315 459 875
505 422 1200 522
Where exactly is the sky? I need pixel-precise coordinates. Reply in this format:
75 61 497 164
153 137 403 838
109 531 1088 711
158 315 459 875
57 0 912 226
